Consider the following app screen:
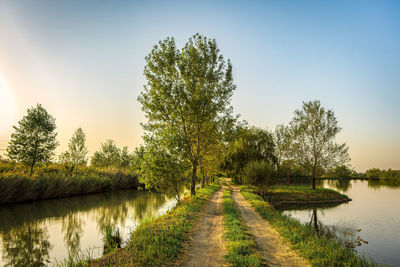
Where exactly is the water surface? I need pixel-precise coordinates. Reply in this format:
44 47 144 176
280 179 400 266
0 189 179 266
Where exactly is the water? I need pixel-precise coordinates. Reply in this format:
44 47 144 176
280 179 400 266
0 189 180 266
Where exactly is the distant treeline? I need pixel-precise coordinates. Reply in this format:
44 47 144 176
323 165 400 180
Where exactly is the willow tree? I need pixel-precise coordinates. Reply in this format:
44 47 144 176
138 34 236 196
290 100 350 189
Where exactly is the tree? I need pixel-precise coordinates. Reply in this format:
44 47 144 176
139 137 189 203
274 124 292 176
59 127 88 166
289 100 350 189
223 126 276 183
324 165 353 179
138 34 236 196
242 160 277 197
91 139 121 168
7 104 58 175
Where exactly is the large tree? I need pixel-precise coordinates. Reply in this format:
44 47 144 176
290 100 350 189
59 127 88 166
7 104 58 175
138 34 236 196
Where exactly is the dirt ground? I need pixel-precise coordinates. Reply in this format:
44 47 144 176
177 185 228 267
231 186 311 267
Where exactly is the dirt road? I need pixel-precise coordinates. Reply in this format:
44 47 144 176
178 186 227 267
231 186 310 267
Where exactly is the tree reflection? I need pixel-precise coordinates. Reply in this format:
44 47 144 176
368 179 400 189
1 222 52 267
62 213 84 258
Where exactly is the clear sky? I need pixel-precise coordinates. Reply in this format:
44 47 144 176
0 0 399 172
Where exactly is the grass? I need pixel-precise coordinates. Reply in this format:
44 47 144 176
0 162 138 205
267 185 351 207
88 182 221 267
240 185 378 267
222 189 263 267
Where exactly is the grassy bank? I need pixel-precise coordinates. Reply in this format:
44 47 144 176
0 162 138 205
240 186 376 267
222 189 263 267
268 185 351 208
86 182 220 267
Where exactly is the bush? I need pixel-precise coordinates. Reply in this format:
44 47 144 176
242 160 277 197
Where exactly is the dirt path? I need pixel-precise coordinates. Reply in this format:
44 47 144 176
231 186 311 267
178 185 227 267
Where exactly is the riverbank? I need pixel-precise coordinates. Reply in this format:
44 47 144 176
240 185 376 266
268 185 351 208
0 162 138 205
89 182 220 266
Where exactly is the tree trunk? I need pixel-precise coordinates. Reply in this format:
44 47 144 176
30 159 36 176
191 162 197 196
312 168 316 190
201 165 205 188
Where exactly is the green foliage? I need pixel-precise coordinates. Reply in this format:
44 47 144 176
242 160 277 196
222 189 263 267
274 124 292 175
6 104 59 174
103 226 122 255
0 161 138 204
138 34 237 195
92 183 221 266
290 100 350 189
365 168 400 180
91 140 133 169
139 141 190 202
59 128 89 166
240 186 376 267
223 126 275 183
324 165 354 179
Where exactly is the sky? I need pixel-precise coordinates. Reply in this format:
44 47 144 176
0 0 399 172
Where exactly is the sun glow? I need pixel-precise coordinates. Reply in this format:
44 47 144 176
0 74 17 135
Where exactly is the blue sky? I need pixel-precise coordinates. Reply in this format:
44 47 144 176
0 0 399 171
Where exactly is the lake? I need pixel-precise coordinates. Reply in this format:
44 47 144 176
0 189 179 266
279 179 400 266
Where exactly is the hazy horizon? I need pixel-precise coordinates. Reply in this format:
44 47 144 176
1 0 399 172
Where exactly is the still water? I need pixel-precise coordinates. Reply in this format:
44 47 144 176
280 179 400 266
0 189 179 266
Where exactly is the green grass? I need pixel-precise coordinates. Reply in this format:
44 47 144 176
0 162 138 204
89 182 221 267
268 185 351 207
222 189 263 267
240 185 378 267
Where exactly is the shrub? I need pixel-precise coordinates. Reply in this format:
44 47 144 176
242 160 277 197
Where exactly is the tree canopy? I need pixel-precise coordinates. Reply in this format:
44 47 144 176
59 127 88 166
7 104 58 174
223 126 275 183
138 34 237 195
289 100 350 189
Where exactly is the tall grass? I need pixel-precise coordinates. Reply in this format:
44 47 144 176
0 162 138 204
222 189 263 267
240 185 378 267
